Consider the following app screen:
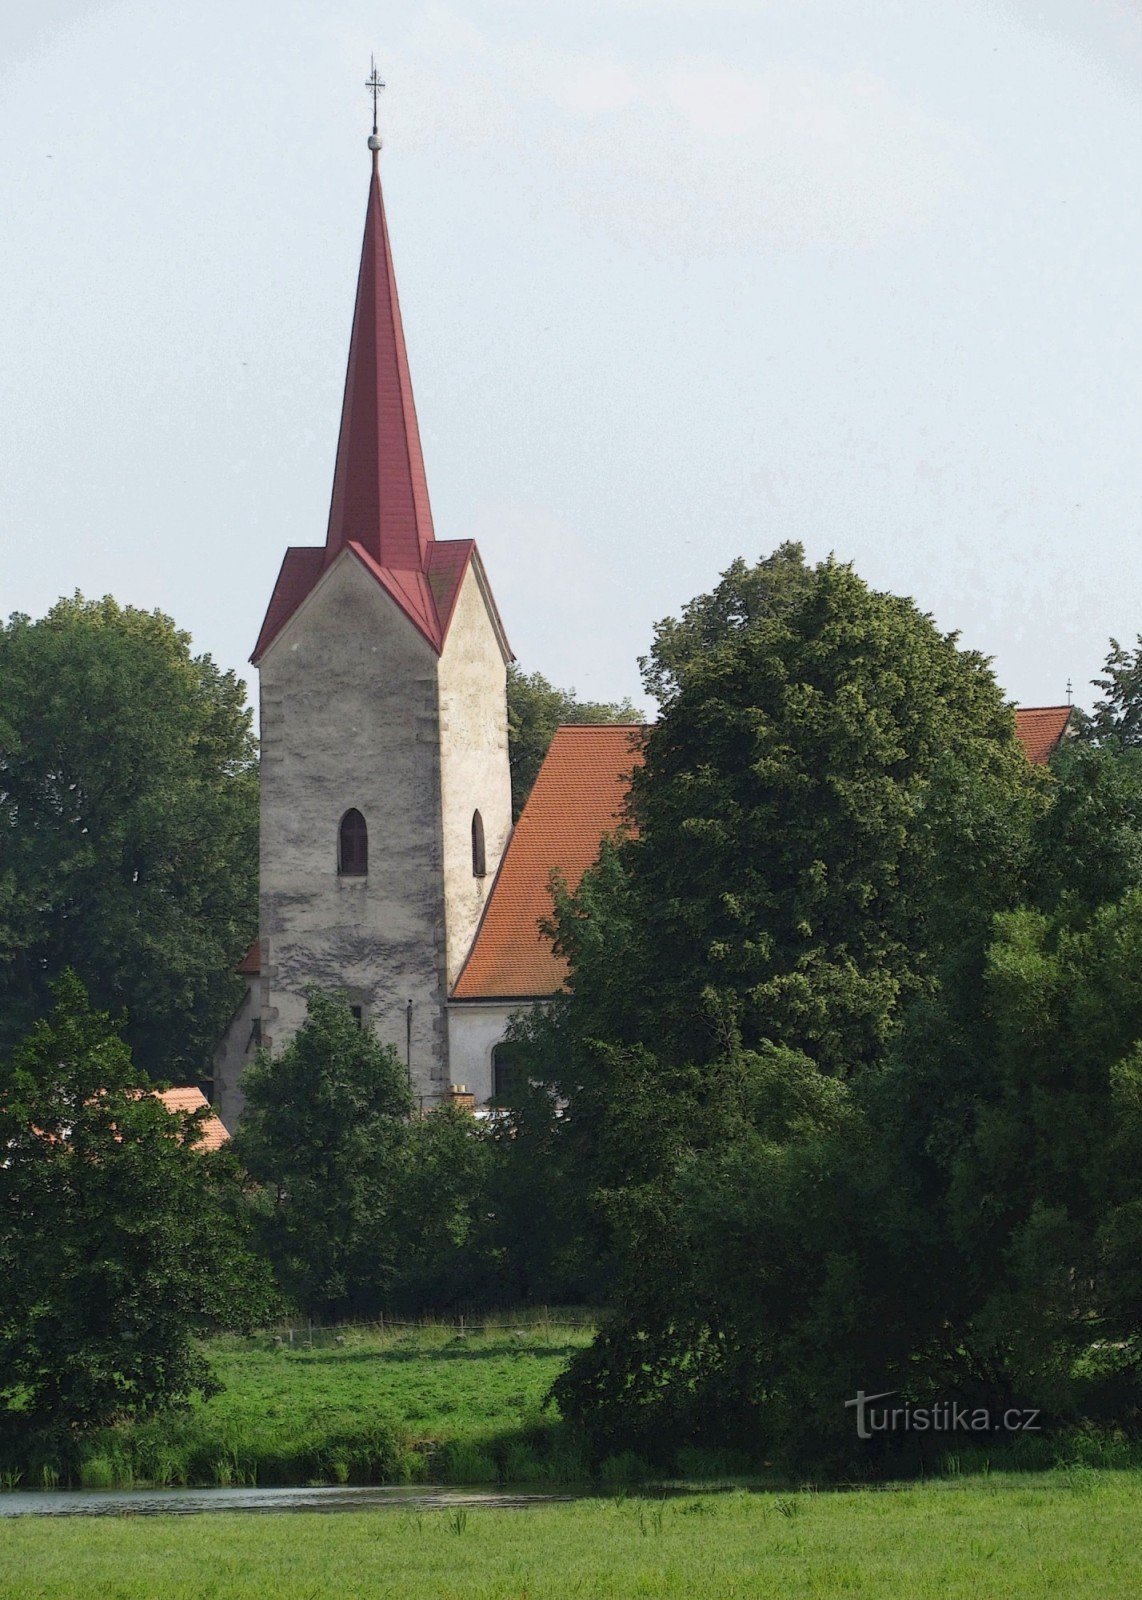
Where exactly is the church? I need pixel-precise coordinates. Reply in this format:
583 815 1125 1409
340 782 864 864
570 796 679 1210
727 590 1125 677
212 133 1074 1131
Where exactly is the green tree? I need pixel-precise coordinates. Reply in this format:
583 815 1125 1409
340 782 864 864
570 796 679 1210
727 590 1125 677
234 990 413 1319
0 975 272 1459
639 541 814 703
507 665 641 817
237 991 501 1317
0 596 258 1080
600 556 1031 1076
1077 636 1142 749
525 553 1044 1464
388 1103 499 1313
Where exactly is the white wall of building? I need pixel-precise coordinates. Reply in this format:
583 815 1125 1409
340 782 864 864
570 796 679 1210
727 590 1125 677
213 978 258 1130
436 559 513 990
447 1000 525 1103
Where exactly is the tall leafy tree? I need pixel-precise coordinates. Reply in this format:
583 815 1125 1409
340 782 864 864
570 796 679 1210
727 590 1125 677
236 990 496 1317
584 556 1032 1077
0 596 257 1080
523 553 1043 1462
1077 635 1142 749
0 975 273 1458
235 990 414 1318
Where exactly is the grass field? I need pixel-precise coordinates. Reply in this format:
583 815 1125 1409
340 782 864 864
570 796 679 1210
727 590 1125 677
1 1471 1139 1598
13 1316 597 1491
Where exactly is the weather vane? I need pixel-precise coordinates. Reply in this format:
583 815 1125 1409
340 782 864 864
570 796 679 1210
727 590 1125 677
367 56 385 150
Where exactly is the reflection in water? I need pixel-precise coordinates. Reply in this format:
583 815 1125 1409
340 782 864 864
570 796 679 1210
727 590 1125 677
0 1484 574 1519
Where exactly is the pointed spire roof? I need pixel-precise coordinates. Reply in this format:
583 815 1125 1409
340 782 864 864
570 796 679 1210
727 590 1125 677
324 150 435 571
251 136 511 667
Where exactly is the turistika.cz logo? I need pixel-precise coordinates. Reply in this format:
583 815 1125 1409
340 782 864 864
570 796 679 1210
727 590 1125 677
845 1390 1041 1440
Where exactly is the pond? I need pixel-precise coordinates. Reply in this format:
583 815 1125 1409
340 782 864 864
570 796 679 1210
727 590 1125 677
0 1484 575 1518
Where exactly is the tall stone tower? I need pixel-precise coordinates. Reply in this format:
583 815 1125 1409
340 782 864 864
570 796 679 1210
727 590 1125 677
218 135 513 1121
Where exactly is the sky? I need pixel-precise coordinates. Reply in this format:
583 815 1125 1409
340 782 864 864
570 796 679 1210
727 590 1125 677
2 0 1141 717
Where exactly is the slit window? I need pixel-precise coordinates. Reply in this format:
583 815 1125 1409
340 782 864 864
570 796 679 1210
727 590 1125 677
471 809 486 879
339 809 368 876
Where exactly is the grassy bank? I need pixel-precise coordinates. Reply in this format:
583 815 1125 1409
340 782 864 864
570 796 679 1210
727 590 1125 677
7 1315 596 1492
2 1471 1140 1598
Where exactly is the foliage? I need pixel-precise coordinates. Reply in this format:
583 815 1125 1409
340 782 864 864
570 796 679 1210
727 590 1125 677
0 1319 594 1491
620 556 1032 1075
639 540 814 703
506 664 641 817
1076 635 1142 749
481 1006 611 1306
387 1104 499 1313
0 975 273 1458
234 990 414 1319
554 681 1142 1469
506 550 1075 1465
0 595 257 1080
236 991 498 1318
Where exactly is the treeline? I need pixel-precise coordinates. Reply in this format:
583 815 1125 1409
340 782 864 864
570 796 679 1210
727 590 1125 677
0 594 630 1465
5 557 1142 1479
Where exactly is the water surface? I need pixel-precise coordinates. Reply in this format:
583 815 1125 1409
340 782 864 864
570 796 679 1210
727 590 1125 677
0 1483 572 1518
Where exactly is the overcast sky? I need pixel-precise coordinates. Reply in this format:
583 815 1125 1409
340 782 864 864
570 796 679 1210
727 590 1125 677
3 0 1141 716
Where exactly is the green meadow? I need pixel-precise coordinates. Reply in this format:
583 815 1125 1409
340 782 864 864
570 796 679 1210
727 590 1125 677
2 1472 1140 1599
18 1317 596 1492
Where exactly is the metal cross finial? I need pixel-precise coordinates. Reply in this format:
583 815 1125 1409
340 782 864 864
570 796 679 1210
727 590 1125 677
367 57 385 138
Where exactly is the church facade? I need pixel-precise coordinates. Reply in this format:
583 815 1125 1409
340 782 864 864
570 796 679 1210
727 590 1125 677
213 139 1076 1130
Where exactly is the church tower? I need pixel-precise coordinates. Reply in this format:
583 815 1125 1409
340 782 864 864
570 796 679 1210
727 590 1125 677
218 121 513 1120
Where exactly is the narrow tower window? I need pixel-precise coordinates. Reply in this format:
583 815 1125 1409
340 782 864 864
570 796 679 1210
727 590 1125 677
339 809 368 877
471 810 486 879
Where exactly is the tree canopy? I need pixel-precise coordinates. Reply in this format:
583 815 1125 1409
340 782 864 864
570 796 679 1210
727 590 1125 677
498 549 1089 1470
0 596 258 1081
235 990 495 1317
0 975 273 1458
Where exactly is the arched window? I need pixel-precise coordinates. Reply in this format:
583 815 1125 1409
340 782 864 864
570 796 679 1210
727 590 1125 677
471 809 486 879
338 809 368 876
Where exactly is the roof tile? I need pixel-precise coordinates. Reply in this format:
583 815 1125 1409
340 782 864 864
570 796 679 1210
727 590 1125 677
452 726 645 999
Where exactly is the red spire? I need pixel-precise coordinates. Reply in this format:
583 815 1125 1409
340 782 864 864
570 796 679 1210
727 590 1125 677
325 151 435 570
251 137 513 667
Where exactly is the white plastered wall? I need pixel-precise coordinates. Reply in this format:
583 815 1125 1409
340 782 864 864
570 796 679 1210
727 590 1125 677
213 979 258 1130
446 1000 526 1103
436 560 513 990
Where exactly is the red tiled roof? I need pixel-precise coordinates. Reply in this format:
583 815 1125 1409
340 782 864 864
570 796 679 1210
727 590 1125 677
451 726 646 1000
1014 705 1073 764
155 1087 230 1152
451 705 1071 1003
237 939 261 976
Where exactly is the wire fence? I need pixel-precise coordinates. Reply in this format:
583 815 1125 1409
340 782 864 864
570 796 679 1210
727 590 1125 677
260 1310 596 1348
